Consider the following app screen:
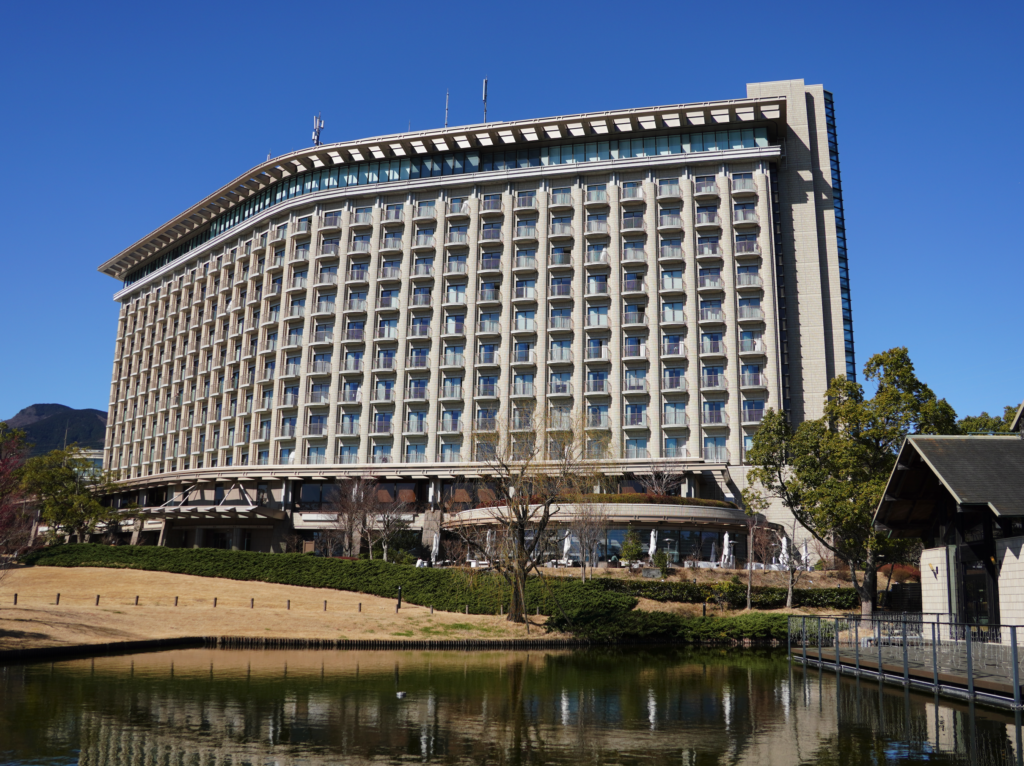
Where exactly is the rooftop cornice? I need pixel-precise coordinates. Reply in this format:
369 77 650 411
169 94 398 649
98 94 787 281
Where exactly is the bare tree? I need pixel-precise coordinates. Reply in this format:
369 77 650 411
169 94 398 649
744 511 774 609
565 501 610 582
448 408 608 626
325 478 373 558
636 463 684 497
365 497 411 563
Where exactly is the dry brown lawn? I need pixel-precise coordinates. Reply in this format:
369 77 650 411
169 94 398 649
0 567 552 651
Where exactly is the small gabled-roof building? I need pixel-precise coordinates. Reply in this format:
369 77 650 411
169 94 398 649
875 434 1024 626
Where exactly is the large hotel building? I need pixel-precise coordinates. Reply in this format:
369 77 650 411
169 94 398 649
99 79 853 553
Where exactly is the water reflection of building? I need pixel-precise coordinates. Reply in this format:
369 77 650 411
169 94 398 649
2 650 1020 765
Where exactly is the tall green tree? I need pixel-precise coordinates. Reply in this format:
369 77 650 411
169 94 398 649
0 424 34 578
744 348 957 617
21 446 120 543
956 404 1019 434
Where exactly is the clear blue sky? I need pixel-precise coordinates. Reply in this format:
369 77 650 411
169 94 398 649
1 0 1020 421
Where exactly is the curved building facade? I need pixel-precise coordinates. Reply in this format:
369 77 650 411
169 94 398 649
99 79 852 551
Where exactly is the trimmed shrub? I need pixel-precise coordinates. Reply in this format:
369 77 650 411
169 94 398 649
598 578 858 610
548 610 790 642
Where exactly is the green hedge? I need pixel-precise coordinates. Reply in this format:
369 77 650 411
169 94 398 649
547 610 790 643
598 579 859 610
22 544 635 621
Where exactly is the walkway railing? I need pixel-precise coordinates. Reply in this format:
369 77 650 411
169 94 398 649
788 614 1024 708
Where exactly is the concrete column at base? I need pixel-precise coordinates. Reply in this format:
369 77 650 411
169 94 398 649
157 520 171 547
129 518 142 546
231 527 242 551
193 528 204 549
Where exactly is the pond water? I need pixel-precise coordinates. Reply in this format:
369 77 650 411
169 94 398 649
0 648 1021 765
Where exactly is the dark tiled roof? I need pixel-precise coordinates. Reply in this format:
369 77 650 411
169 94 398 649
908 436 1024 516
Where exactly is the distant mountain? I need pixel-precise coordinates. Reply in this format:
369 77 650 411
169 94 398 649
4 404 108 457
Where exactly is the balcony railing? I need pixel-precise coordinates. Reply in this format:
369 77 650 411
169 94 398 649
474 417 497 431
405 386 429 400
622 378 649 392
514 319 536 332
547 381 572 396
339 389 361 402
347 268 369 282
480 229 502 241
550 251 572 267
446 231 469 245
514 225 538 239
439 417 463 432
415 204 436 219
408 324 431 337
371 421 393 434
699 308 724 323
476 351 500 365
378 266 401 280
481 198 503 212
586 189 607 203
284 364 301 376
317 273 339 286
661 342 685 357
445 261 468 275
624 413 649 427
413 263 435 277
321 213 342 229
384 208 404 223
441 386 463 399
373 388 396 402
352 211 373 225
514 286 537 300
738 306 765 320
374 327 398 340
736 273 763 288
344 328 365 342
381 237 404 251
701 410 729 426
309 360 332 374
698 276 723 289
444 322 467 336
625 446 650 459
551 192 572 206
586 283 609 296
475 384 499 398
621 217 645 232
734 209 759 225
622 278 646 293
371 454 393 464
586 220 609 234
742 408 765 424
658 183 681 198
550 223 573 237
703 446 729 462
374 356 397 370
620 185 643 201
305 423 328 436
662 411 689 426
349 240 371 253
548 348 572 363
587 415 610 429
696 212 721 226
314 301 335 315
701 374 728 390
586 250 609 265
337 452 359 464
439 451 463 464
511 350 536 364
414 234 435 248
449 201 470 215
442 353 465 366
695 180 719 195
476 320 499 334
735 239 760 255
661 376 686 392
740 373 765 388
622 312 648 326
411 294 432 308
513 384 536 396
407 354 430 368
585 315 610 328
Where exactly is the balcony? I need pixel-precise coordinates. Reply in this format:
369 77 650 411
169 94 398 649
658 215 682 232
738 305 765 321
514 225 538 242
474 417 498 432
698 275 723 291
658 183 681 200
413 234 436 249
439 451 463 464
586 282 609 297
699 308 725 324
585 345 610 361
271 227 288 243
438 417 463 433
321 213 342 230
622 312 648 327
351 210 373 227
343 328 365 342
661 376 686 392
371 421 393 434
694 180 719 199
311 331 334 345
371 454 393 464
314 301 336 315
513 319 537 333
736 273 763 289
548 348 572 363
476 351 500 366
695 212 721 229
380 237 404 253
411 294 433 308
732 177 757 196
448 200 470 217
586 250 610 266
442 293 466 307
550 191 573 209
413 263 435 277
704 446 730 462
625 446 650 459
349 240 372 254
511 414 534 431
337 452 359 464
320 241 340 258
514 286 537 302
316 272 338 286
444 261 468 276
585 220 609 235
701 410 729 426
547 381 573 396
586 414 610 429
289 277 307 291
662 411 689 427
309 360 332 375
511 350 536 365
742 408 766 425
339 389 361 402
480 228 502 243
585 189 608 205
405 386 429 401
342 358 363 372
733 209 759 227
739 339 766 355
291 249 310 263
585 315 610 329
305 422 328 436
378 266 401 281
373 356 397 371
407 354 430 369
384 208 404 223
283 363 301 377
701 374 728 391
512 384 535 397
374 327 398 340
278 424 297 437
659 244 683 262
372 388 396 403
441 353 465 368
696 243 722 260
446 231 469 247
622 278 646 295
480 198 503 214
414 204 436 221
475 384 499 398
548 283 573 300
623 378 649 393
620 185 643 203
549 222 573 239
550 251 573 268
621 217 645 233
623 413 649 428
440 386 463 400
735 239 760 257
515 195 538 211
443 322 467 337
476 320 499 335
514 255 538 271
478 288 500 304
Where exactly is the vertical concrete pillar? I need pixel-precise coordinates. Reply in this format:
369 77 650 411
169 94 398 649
193 528 205 549
231 527 242 551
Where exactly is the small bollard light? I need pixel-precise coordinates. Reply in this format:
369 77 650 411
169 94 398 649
135 596 139 606
96 595 100 606
56 593 60 606
174 596 179 607
250 598 254 609
358 602 362 612
397 585 403 611
430 605 434 615
287 600 291 611
465 605 468 615
213 598 217 608
324 600 327 612
13 594 16 606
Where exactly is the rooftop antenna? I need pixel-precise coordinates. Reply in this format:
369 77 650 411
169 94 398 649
266 150 271 161
312 112 324 147
482 77 488 124
444 89 449 128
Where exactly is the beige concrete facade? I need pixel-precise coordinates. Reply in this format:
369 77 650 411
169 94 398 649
99 80 851 549
920 546 951 616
